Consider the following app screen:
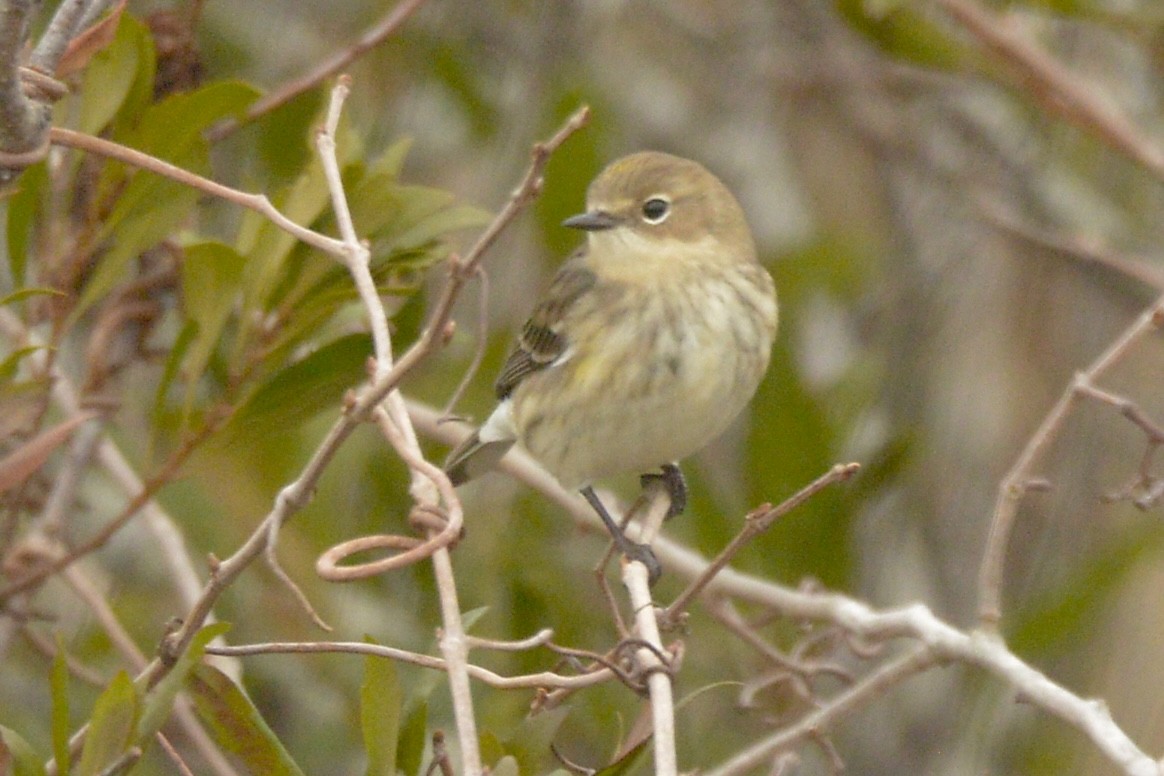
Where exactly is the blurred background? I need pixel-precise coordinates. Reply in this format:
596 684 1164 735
8 0 1164 773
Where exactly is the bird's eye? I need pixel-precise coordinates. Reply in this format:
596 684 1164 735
641 197 671 224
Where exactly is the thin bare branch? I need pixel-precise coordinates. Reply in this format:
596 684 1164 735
978 293 1164 627
938 0 1164 180
205 640 613 691
665 463 859 624
464 628 555 652
622 480 678 774
706 648 933 776
979 200 1164 291
408 398 1161 776
205 0 431 142
29 0 96 74
0 0 51 163
440 264 490 419
49 127 346 256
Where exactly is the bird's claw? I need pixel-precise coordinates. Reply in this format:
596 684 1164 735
641 463 687 519
623 540 662 587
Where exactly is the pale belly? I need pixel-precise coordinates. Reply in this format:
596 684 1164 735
510 283 773 488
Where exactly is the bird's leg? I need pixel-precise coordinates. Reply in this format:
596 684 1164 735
580 486 662 586
640 462 686 519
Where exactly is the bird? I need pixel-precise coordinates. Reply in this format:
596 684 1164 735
444 151 778 583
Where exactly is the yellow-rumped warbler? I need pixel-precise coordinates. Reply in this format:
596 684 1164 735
445 151 778 582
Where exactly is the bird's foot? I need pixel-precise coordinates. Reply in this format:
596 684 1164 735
640 463 687 519
620 539 662 587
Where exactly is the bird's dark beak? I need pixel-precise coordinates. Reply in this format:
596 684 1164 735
562 210 619 231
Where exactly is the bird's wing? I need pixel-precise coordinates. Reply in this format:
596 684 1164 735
494 260 596 399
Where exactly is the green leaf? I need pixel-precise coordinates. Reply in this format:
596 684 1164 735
69 180 199 325
0 725 46 776
76 671 139 776
370 137 414 180
0 346 49 383
137 622 231 743
353 183 486 254
384 202 490 255
1009 527 1164 655
69 14 148 136
50 641 70 775
501 706 569 775
361 640 402 776
225 333 372 441
109 15 157 136
396 702 427 776
460 606 490 632
431 43 498 138
255 89 325 184
741 337 852 587
70 80 259 325
5 161 48 287
594 739 651 776
151 319 197 434
127 80 258 165
0 287 68 307
836 0 967 70
235 154 332 353
187 663 307 776
179 242 247 394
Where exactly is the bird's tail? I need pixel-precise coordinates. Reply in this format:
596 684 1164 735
444 430 515 486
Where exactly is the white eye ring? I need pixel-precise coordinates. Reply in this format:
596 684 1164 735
641 196 671 224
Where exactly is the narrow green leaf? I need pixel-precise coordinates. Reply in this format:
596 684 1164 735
0 287 68 307
742 337 852 587
103 82 258 240
367 137 413 181
1009 527 1164 655
151 319 197 433
379 202 490 254
361 640 402 776
70 80 258 326
255 89 325 183
127 80 258 163
0 346 49 383
237 156 331 328
502 706 569 775
0 725 47 776
460 607 489 633
594 738 650 775
351 183 483 254
396 702 427 776
835 0 967 70
49 642 70 775
226 333 372 441
4 161 48 286
179 242 247 396
108 14 157 136
69 14 145 136
477 730 505 773
137 622 231 743
69 181 199 324
431 43 498 138
76 671 139 776
187 663 307 776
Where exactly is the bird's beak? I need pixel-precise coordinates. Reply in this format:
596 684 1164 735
562 210 620 231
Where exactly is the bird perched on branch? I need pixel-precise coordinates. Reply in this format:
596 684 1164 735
445 151 778 583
